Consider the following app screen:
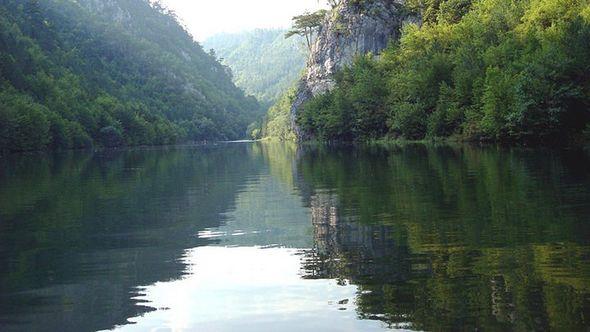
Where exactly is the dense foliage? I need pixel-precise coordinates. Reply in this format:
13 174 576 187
0 0 262 152
298 0 590 145
261 88 298 140
203 29 306 108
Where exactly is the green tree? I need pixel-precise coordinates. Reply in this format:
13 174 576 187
286 10 328 51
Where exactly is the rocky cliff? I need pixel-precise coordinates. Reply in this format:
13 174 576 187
290 0 416 139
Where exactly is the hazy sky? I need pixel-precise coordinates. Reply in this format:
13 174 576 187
160 0 326 41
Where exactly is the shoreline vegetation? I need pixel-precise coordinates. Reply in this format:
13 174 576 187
0 0 263 154
262 136 590 151
2 0 589 154
262 0 590 147
3 139 587 160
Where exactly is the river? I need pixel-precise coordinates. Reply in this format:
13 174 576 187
1 142 589 331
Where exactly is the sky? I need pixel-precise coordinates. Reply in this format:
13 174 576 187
160 0 326 41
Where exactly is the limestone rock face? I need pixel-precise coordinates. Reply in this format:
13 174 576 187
291 0 416 139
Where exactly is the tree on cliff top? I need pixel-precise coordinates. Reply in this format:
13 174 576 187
285 10 328 51
325 0 343 8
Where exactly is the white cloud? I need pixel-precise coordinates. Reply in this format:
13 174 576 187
160 0 327 41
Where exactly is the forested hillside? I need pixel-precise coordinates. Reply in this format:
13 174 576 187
204 29 306 107
0 0 262 152
296 0 590 145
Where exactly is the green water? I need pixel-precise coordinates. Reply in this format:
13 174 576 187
0 142 589 331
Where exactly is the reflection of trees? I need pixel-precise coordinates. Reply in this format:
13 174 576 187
297 143 590 331
254 141 300 189
0 145 264 331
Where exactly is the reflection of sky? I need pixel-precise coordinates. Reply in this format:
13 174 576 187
105 160 392 331
110 247 390 331
202 171 313 248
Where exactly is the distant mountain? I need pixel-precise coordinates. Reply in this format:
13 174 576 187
0 0 262 152
204 29 307 107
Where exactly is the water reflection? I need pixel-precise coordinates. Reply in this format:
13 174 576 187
113 247 386 332
0 145 268 331
297 143 590 331
0 142 589 331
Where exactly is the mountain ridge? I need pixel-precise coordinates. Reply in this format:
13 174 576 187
203 28 306 108
0 0 262 152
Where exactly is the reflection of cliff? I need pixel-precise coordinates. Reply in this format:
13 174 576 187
490 275 516 325
309 192 339 256
296 144 590 331
302 189 590 331
303 191 413 286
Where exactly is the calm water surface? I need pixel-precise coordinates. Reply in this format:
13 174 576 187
0 142 589 331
